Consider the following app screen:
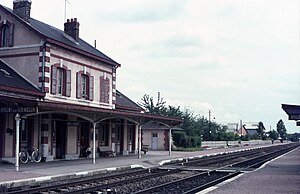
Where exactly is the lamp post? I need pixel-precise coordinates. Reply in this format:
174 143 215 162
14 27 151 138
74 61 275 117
15 113 21 172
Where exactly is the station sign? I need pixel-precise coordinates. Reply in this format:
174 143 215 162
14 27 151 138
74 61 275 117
289 114 300 120
0 106 36 113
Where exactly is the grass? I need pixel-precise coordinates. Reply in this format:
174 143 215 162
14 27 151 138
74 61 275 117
173 147 204 152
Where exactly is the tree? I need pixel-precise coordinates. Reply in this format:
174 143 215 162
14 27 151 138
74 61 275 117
138 92 166 115
257 121 266 139
268 130 278 140
276 119 287 140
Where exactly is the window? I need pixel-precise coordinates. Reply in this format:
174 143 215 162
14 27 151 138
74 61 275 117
100 76 110 103
128 126 133 142
1 25 9 47
21 120 27 142
98 124 108 146
81 74 88 99
51 65 71 96
0 22 14 47
76 71 94 100
57 68 64 95
116 123 122 143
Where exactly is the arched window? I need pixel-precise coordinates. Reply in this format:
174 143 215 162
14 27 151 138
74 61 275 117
0 21 14 48
1 25 9 47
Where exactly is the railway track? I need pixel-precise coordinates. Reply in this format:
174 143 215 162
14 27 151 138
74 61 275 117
5 143 299 194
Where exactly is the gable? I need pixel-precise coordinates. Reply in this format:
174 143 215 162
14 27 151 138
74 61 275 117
0 59 43 96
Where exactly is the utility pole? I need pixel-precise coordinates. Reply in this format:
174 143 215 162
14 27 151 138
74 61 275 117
208 110 211 141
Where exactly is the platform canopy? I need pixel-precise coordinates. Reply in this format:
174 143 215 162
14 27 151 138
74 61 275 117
282 104 300 125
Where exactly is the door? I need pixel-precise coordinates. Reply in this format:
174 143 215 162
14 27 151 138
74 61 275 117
55 121 66 159
80 122 90 157
151 133 158 150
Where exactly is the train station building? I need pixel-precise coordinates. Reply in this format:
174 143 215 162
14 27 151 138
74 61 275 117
0 0 181 164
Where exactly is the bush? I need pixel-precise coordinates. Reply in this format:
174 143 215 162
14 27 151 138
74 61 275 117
173 131 202 148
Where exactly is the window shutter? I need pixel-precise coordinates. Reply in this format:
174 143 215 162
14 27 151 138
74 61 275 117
89 76 94 101
100 76 103 102
8 24 14 47
76 72 81 99
105 78 110 103
51 66 57 94
66 70 71 97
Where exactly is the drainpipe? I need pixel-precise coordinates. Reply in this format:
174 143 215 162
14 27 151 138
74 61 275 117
41 43 46 92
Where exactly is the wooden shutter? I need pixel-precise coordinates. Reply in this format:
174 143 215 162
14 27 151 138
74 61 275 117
8 23 14 47
51 66 57 94
89 76 94 101
66 70 71 97
76 72 82 99
100 76 104 102
105 78 110 103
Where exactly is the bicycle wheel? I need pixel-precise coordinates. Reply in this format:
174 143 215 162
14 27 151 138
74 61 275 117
19 151 28 163
32 150 41 163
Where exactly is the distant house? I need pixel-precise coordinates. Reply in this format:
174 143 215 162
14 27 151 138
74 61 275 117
226 122 259 136
226 123 239 133
243 122 259 137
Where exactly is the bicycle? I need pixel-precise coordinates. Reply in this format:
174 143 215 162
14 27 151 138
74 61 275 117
19 147 42 163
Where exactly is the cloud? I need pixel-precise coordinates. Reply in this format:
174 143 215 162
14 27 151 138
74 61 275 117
94 0 186 23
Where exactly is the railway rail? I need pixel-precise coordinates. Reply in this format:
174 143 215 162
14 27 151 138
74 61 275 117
4 143 299 194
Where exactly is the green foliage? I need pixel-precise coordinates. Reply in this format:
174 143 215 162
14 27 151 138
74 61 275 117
240 135 250 141
276 119 287 140
138 92 166 115
287 133 300 142
257 121 266 139
268 130 278 140
172 131 202 148
173 147 204 152
140 93 273 148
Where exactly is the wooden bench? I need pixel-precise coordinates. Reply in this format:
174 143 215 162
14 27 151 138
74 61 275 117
97 147 116 157
141 145 149 154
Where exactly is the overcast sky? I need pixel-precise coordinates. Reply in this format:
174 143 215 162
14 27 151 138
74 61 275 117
2 0 300 133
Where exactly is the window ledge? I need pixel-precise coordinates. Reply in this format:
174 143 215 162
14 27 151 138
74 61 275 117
53 95 67 100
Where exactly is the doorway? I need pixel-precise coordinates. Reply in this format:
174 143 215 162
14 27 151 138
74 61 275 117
80 122 90 157
151 132 158 150
55 121 66 159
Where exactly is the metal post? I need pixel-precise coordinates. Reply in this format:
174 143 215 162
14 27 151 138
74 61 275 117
169 127 172 156
92 123 96 164
138 124 142 159
15 114 21 172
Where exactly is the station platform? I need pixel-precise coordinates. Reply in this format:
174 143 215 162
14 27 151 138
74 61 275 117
204 146 300 194
0 143 299 193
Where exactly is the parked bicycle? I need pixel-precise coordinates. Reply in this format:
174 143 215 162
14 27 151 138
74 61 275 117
19 147 42 163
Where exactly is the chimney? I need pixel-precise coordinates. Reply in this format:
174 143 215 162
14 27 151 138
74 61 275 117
64 18 80 42
13 0 32 22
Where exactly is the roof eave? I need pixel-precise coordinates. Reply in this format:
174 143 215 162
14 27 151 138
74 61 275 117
46 38 121 67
